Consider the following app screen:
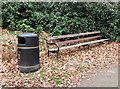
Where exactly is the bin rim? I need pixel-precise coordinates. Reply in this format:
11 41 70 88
18 33 38 37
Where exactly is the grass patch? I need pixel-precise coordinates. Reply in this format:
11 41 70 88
62 72 71 78
39 70 45 77
51 67 58 71
24 73 34 78
50 77 63 85
78 65 86 72
16 77 21 81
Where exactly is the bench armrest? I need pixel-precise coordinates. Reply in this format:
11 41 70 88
46 42 56 45
46 39 60 51
47 42 59 48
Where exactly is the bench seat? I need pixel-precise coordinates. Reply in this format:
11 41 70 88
46 31 101 40
49 39 109 51
56 35 101 46
46 31 109 60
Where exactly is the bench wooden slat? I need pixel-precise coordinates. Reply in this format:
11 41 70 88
56 35 101 46
46 31 100 41
49 39 109 51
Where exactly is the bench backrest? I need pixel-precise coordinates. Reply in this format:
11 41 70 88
46 31 101 41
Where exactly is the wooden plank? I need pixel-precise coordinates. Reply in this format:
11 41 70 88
46 31 100 41
49 39 109 51
56 35 101 46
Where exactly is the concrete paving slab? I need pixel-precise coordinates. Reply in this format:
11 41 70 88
79 65 118 87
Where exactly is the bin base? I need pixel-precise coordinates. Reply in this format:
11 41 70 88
18 65 40 73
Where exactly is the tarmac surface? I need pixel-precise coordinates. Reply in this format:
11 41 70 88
79 64 118 87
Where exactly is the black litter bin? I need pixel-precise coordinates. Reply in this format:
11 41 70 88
17 33 40 73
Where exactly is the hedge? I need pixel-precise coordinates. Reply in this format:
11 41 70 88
2 2 120 42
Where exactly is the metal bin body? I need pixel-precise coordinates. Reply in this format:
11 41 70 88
17 33 40 72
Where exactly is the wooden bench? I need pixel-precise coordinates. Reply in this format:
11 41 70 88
46 31 109 60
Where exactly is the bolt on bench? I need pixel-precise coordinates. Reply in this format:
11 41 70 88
46 31 110 60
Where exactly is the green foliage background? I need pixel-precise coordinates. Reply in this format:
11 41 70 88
2 2 120 42
0 2 2 27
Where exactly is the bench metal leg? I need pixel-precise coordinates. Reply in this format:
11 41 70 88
107 40 111 44
48 50 50 57
56 51 59 60
55 44 60 60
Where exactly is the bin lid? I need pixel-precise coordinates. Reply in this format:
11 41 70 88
18 33 39 47
18 33 38 37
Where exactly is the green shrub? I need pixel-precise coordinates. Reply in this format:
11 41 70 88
0 2 2 27
2 2 120 42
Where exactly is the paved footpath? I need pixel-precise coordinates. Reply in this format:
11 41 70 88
79 64 118 87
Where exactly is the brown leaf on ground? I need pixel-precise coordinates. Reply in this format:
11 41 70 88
0 30 119 87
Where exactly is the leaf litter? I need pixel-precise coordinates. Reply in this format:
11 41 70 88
0 29 119 87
